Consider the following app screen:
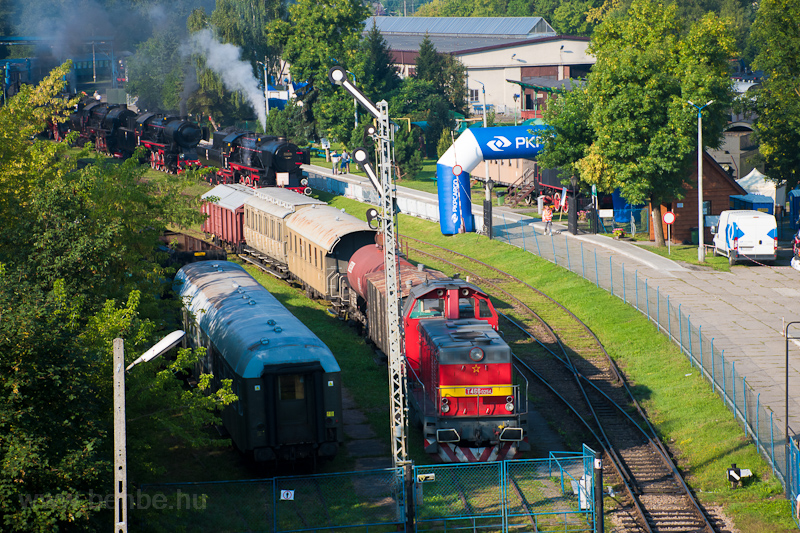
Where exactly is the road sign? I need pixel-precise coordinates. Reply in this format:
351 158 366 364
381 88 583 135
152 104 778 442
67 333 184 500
663 212 675 225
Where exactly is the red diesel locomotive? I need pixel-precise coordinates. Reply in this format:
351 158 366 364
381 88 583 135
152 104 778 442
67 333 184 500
346 244 529 462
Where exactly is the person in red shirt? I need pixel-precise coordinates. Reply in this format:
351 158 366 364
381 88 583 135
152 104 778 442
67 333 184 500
542 205 553 235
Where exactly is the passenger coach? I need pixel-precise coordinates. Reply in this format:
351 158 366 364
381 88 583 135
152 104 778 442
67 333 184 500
175 261 343 465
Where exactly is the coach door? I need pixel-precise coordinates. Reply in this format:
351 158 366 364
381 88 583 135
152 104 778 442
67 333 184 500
271 368 320 444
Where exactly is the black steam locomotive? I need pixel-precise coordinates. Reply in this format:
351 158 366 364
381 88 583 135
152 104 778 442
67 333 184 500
198 129 311 193
62 99 309 190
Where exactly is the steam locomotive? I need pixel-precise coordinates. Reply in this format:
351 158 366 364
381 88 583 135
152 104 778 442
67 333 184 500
62 99 310 193
202 184 529 462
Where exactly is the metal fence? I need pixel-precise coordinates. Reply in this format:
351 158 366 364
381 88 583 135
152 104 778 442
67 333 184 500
414 448 596 533
134 448 597 533
490 214 797 494
135 468 406 533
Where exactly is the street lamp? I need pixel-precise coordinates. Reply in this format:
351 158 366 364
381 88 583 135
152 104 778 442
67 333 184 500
346 71 358 128
475 79 493 238
687 99 713 262
114 330 185 533
257 59 269 125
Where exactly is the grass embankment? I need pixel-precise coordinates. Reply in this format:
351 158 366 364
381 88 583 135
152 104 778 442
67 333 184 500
320 193 794 532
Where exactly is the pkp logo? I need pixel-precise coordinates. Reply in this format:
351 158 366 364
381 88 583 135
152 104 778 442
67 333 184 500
486 136 512 152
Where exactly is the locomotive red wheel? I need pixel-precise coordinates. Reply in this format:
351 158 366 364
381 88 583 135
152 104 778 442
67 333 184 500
562 196 569 213
553 192 561 211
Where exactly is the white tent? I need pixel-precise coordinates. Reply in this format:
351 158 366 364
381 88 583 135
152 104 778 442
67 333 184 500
737 168 785 209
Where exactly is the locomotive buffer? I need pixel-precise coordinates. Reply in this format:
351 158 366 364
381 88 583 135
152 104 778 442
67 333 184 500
328 67 409 468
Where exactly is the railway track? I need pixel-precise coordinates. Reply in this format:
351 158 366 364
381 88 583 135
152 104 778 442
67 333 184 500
400 235 727 533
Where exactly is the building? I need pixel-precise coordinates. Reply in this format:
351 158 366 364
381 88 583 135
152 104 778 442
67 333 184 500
367 16 594 118
650 151 747 244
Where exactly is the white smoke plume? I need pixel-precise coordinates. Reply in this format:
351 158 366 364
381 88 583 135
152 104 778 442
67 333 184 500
184 29 266 131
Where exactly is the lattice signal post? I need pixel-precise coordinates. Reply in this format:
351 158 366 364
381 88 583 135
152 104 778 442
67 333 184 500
328 67 409 468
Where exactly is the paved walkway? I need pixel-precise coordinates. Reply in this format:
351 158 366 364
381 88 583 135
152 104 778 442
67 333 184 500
306 164 800 435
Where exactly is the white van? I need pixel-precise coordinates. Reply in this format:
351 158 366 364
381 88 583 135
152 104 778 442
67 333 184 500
711 210 777 265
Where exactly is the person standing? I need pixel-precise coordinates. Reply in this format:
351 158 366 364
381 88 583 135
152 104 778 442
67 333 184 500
331 150 340 175
341 150 350 174
542 205 553 235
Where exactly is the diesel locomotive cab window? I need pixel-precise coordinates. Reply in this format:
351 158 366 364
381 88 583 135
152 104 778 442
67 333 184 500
410 298 444 318
280 374 305 400
478 299 493 318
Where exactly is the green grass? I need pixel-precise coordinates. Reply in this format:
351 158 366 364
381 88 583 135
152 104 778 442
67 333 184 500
634 243 732 271
321 193 796 532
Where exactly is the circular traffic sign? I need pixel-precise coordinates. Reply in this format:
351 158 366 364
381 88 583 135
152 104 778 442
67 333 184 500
663 212 675 225
452 165 463 176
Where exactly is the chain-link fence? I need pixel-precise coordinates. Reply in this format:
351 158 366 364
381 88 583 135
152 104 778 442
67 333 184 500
136 468 406 533
414 447 596 533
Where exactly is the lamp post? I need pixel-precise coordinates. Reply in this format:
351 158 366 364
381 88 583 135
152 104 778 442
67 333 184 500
114 330 185 533
475 79 493 239
513 93 519 126
257 59 269 124
687 100 713 262
785 322 800 481
346 71 358 128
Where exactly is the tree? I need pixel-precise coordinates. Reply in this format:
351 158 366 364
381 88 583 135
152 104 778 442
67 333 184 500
575 0 735 246
539 84 594 184
125 30 185 113
394 125 423 179
358 20 401 100
0 65 234 531
750 0 800 189
268 0 369 142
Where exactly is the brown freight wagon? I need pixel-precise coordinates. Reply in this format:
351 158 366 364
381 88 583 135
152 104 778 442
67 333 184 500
201 184 254 252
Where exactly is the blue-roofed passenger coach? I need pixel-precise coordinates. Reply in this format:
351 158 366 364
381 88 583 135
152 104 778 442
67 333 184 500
175 260 343 465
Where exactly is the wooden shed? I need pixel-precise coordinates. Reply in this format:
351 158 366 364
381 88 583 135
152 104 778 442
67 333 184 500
650 151 747 244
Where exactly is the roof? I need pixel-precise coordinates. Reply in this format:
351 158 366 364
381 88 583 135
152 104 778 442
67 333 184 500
174 261 340 379
245 188 325 218
202 184 255 211
285 205 375 252
368 16 556 53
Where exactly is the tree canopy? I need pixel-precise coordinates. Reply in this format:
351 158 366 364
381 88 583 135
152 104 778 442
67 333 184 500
750 0 800 189
0 64 234 531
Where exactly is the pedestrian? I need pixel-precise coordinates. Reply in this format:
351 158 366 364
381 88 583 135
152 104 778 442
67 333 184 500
542 205 553 235
341 150 350 174
331 150 340 175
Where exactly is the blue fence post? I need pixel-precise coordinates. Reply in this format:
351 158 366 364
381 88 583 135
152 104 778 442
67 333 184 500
623 264 626 303
743 376 748 432
679 304 683 354
581 242 585 278
521 223 527 252
667 295 671 339
699 325 703 369
722 350 726 404
645 280 650 321
757 393 761 453
711 338 715 391
594 249 599 287
566 235 571 271
552 236 558 266
657 287 660 326
688 316 692 365
533 223 542 257
610 257 614 297
771 411 776 475
635 270 639 310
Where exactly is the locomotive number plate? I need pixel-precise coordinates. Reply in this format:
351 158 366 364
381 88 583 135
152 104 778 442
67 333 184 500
465 387 493 395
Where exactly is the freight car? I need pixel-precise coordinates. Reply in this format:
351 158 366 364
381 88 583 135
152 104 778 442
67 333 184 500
198 128 311 192
201 185 528 461
175 260 343 465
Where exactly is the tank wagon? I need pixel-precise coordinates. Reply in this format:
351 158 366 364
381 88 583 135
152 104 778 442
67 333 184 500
175 260 343 465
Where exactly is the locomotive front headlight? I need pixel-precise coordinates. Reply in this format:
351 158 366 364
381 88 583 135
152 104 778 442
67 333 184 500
469 347 484 362
441 403 450 413
505 402 514 413
506 396 514 403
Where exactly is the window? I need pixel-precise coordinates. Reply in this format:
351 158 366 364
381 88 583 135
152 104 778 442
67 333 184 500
270 219 275 240
280 374 305 400
308 243 311 263
478 299 493 318
469 89 479 102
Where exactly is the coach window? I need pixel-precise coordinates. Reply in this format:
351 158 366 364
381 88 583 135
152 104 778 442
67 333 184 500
280 374 305 400
308 243 311 263
271 219 275 240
